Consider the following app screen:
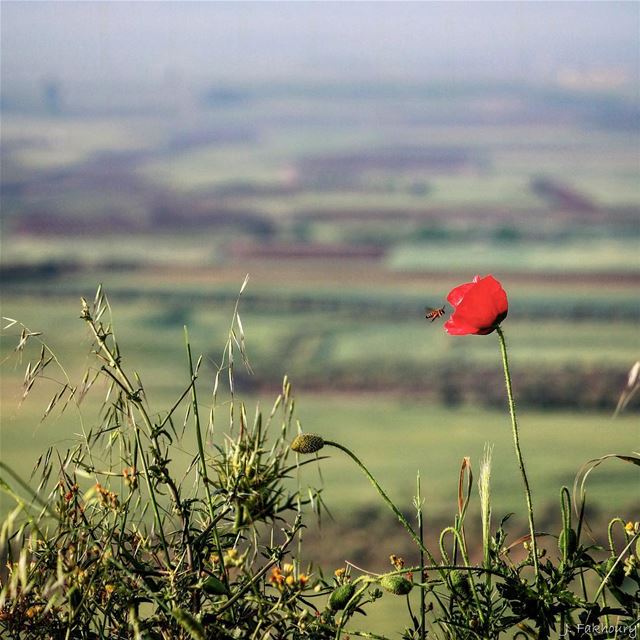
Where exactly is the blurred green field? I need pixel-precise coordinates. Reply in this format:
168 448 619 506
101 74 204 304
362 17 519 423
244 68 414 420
5 379 636 516
2 116 165 169
388 238 640 274
4 94 640 211
3 232 640 283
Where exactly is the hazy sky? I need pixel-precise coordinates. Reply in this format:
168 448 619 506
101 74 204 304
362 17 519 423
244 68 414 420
2 1 639 88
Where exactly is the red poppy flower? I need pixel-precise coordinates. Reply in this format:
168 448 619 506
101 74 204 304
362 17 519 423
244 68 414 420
444 275 508 335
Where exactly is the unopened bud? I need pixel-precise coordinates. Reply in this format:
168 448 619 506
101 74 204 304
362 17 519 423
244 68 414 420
328 583 355 611
379 574 413 596
291 433 325 454
558 529 577 558
450 570 472 599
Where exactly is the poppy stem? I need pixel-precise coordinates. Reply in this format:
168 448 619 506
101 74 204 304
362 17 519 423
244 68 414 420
496 326 540 582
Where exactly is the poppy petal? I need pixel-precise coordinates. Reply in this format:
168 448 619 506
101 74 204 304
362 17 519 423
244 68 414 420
446 281 475 307
444 319 483 335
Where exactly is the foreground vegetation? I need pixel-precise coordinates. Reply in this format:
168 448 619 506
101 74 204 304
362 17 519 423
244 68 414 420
1 286 638 639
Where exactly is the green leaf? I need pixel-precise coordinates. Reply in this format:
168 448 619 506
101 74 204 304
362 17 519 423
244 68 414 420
200 575 229 596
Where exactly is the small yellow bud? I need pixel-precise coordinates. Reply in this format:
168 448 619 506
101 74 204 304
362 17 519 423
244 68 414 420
25 605 42 619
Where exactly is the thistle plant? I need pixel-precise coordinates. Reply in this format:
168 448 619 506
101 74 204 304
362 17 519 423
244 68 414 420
0 285 347 639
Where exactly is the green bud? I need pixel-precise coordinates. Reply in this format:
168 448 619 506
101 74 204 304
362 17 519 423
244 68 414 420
558 528 578 558
328 583 355 611
291 433 325 454
450 570 472 599
379 574 413 596
604 556 625 587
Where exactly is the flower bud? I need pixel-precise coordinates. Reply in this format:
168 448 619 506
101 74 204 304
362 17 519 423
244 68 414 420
450 570 472 599
328 583 355 611
604 556 624 587
68 585 82 610
291 433 325 454
558 528 577 558
379 574 413 596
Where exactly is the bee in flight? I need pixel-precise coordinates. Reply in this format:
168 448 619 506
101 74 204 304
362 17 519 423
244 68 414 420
425 305 446 322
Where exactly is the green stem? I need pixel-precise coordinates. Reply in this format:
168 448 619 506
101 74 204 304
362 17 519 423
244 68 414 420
184 328 215 517
417 474 426 640
607 517 626 555
130 412 171 563
324 440 438 566
496 327 539 581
